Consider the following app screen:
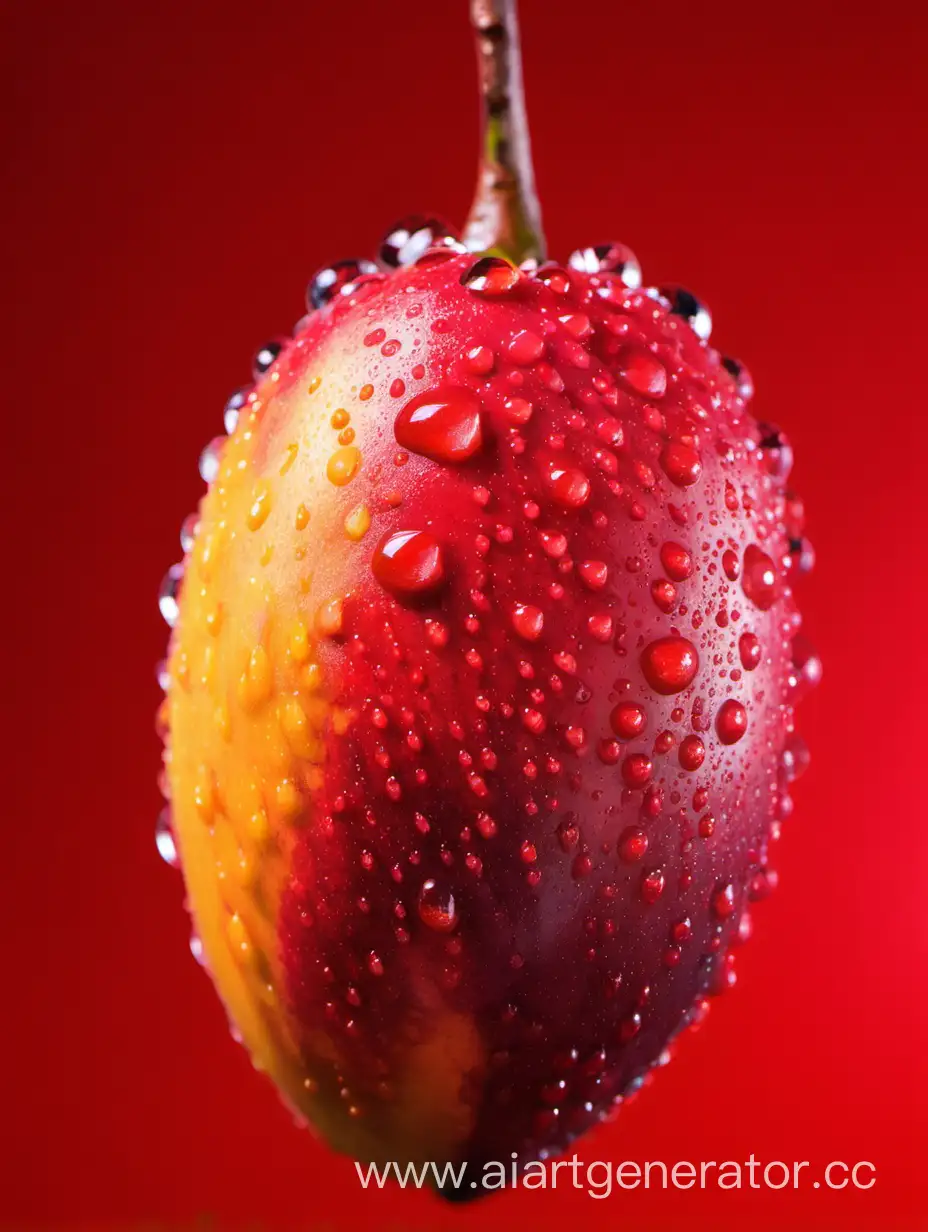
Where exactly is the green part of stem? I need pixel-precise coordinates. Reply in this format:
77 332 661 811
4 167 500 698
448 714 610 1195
463 0 546 265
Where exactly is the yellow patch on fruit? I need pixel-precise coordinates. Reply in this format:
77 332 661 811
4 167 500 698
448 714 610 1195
165 347 483 1167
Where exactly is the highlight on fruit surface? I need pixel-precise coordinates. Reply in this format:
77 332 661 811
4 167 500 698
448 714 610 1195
156 0 817 1193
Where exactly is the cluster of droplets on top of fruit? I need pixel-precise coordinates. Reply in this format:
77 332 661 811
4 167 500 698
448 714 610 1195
155 0 818 1188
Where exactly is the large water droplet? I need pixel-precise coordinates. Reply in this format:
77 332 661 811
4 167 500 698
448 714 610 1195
742 545 779 610
661 441 702 487
394 387 483 462
223 388 249 435
327 446 361 486
542 460 591 508
155 807 179 867
567 242 642 288
641 869 665 903
757 423 794 480
380 216 459 267
462 256 522 297
372 530 445 596
252 340 283 377
716 699 748 745
790 633 822 699
199 437 224 484
739 630 761 671
712 882 736 919
158 563 184 627
534 262 572 294
418 879 458 931
721 356 754 401
678 734 705 771
308 260 379 309
609 702 647 740
617 348 667 398
507 329 545 365
622 753 653 788
512 604 545 641
658 285 712 341
640 637 699 695
180 514 199 553
782 733 811 781
788 536 816 576
660 542 693 581
619 827 648 862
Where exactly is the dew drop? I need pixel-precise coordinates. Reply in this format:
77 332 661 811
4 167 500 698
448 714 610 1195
308 259 379 309
512 604 545 641
617 348 667 398
465 344 494 374
507 329 545 365
327 446 361 487
252 340 283 377
788 536 816 576
658 285 712 341
535 263 572 294
716 699 748 745
782 733 811 781
223 388 248 435
660 542 693 581
155 807 179 867
641 869 665 903
158 563 184 627
394 387 483 462
678 734 705 771
180 514 199 554
199 437 224 484
651 578 677 613
587 613 614 642
380 216 459 267
372 530 445 596
567 242 641 288
542 460 591 508
540 529 568 558
502 397 534 425
790 633 822 698
641 637 699 695
622 753 653 788
619 827 648 862
757 423 794 480
661 442 702 488
344 504 372 541
721 356 754 401
722 549 740 581
578 560 608 590
572 853 593 879
742 545 779 610
417 879 458 932
738 630 762 671
246 482 272 531
462 255 522 296
609 702 647 740
712 882 736 919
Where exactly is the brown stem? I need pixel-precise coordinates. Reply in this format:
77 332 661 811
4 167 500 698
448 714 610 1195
462 0 546 264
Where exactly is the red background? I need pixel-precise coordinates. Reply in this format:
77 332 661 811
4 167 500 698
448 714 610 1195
6 0 928 1227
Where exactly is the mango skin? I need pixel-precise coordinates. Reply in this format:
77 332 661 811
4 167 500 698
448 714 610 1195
164 252 804 1172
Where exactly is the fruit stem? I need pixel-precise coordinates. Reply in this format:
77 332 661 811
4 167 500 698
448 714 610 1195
463 0 546 265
